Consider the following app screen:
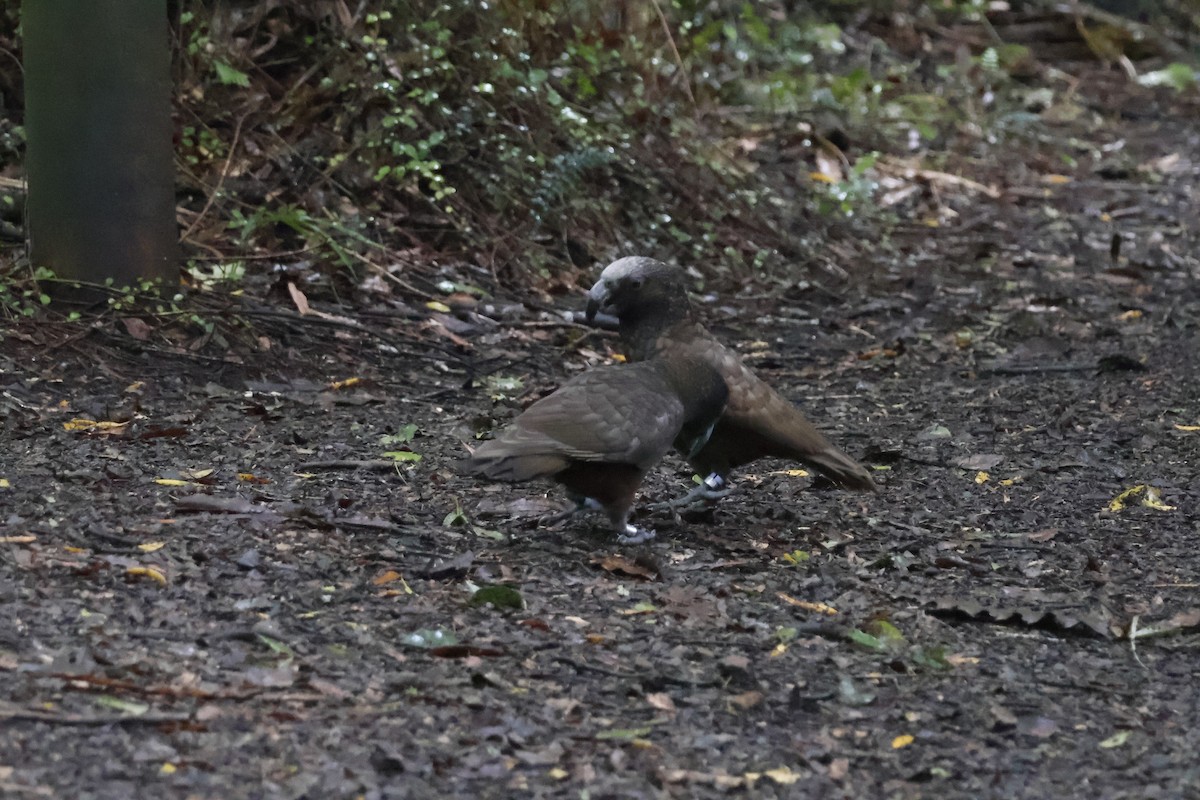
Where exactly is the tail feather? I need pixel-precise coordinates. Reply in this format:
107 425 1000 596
805 447 876 491
460 452 568 482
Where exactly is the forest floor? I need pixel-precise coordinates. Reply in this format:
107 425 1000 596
3 65 1200 799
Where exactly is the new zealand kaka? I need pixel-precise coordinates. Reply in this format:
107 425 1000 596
462 354 728 542
585 256 876 501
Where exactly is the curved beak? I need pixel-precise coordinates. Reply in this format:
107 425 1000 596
584 280 608 323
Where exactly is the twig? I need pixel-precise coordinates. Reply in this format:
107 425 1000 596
179 112 248 243
875 159 1001 199
0 709 192 726
37 321 104 357
1128 615 1147 670
649 0 696 108
977 361 1098 375
297 459 401 471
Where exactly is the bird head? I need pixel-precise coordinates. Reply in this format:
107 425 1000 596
585 257 691 325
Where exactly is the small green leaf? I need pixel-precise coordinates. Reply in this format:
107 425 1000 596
1137 63 1196 92
471 525 505 541
781 549 810 565
865 619 905 647
1099 730 1132 749
257 635 294 657
380 424 418 445
94 696 150 715
596 726 654 740
383 451 422 462
848 629 886 651
444 503 469 527
468 584 524 610
213 60 251 87
910 646 951 670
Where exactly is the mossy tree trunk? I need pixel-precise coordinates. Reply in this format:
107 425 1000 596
23 0 178 293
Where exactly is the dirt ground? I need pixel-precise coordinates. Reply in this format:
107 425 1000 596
3 68 1200 799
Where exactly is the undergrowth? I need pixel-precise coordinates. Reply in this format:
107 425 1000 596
2 1 1197 289
166 0 1000 281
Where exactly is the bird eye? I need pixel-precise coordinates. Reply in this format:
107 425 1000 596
631 278 644 289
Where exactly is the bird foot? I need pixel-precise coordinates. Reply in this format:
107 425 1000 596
617 524 656 545
540 497 604 527
649 473 731 512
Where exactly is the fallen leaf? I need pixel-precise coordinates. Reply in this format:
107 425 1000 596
95 696 149 715
593 554 658 580
596 726 654 740
372 570 403 586
777 593 837 615
1023 716 1059 738
1099 730 1131 749
121 317 152 340
287 282 311 315
953 453 1004 471
773 468 811 478
764 766 802 785
620 602 657 616
154 479 196 487
125 566 167 587
1027 528 1059 542
1141 486 1176 511
991 704 1018 728
646 692 676 712
468 584 524 610
729 691 763 710
892 734 914 749
1108 484 1145 511
64 418 128 434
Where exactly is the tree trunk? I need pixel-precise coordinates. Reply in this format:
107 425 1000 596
23 0 178 293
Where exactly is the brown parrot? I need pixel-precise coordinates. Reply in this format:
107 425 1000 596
462 354 728 543
585 256 876 503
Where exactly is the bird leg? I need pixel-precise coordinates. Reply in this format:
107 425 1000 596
650 472 731 512
541 496 655 543
616 522 656 544
607 503 656 544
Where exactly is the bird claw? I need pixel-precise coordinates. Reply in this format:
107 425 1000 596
617 524 656 544
540 497 603 527
648 473 731 512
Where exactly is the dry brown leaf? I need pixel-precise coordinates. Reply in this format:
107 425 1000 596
593 554 658 580
646 692 676 712
729 690 763 709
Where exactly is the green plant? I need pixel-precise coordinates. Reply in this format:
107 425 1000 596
0 265 54 319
